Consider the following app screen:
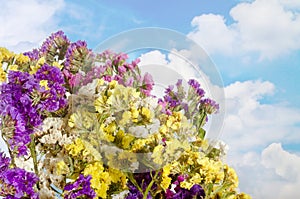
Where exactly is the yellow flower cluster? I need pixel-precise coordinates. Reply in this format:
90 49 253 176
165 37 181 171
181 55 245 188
161 164 172 191
159 111 182 135
83 162 111 198
95 80 154 126
65 138 101 162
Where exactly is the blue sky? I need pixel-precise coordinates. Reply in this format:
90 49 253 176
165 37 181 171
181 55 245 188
1 0 300 198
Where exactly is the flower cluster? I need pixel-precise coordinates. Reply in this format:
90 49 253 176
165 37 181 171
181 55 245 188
0 31 251 199
0 152 39 198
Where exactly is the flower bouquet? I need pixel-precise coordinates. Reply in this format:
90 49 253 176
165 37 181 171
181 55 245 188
0 31 251 199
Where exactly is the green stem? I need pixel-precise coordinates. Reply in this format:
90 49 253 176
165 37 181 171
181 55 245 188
127 173 144 194
29 134 39 189
1 121 16 167
143 171 159 199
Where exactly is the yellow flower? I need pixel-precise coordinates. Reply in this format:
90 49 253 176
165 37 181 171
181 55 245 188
122 134 135 149
82 140 102 161
94 96 107 114
161 164 172 191
15 53 30 64
8 64 19 71
52 61 63 69
108 168 127 187
84 162 112 198
152 145 164 165
65 138 85 156
225 165 239 189
68 113 76 128
237 193 252 199
141 107 152 122
39 80 50 90
120 111 131 125
109 80 117 88
131 139 147 152
0 47 14 60
180 181 193 190
56 161 69 175
159 124 168 135
190 173 202 184
130 107 139 122
97 78 105 86
0 67 6 82
30 57 45 74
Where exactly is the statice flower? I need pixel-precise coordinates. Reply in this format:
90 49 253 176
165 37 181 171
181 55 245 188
188 79 205 98
63 174 96 199
199 98 219 114
64 40 90 74
34 64 67 112
23 49 39 61
39 30 70 62
0 64 67 156
0 151 39 199
166 183 205 199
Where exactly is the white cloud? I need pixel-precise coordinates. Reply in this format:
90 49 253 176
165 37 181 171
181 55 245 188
188 14 236 55
0 0 65 52
262 143 300 181
235 143 300 199
222 80 300 198
188 0 300 60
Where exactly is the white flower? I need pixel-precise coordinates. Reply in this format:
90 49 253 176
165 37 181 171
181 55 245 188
111 190 130 199
15 156 34 172
128 119 160 138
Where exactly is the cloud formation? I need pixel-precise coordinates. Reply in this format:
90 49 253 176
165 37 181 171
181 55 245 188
0 0 65 52
222 80 300 198
188 0 300 59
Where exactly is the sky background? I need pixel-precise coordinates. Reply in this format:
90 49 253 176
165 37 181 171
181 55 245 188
1 0 300 198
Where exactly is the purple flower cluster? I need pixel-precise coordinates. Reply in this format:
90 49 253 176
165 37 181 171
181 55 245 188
159 79 219 121
199 98 219 114
64 40 90 74
23 49 39 61
158 79 186 115
34 64 67 112
63 174 96 199
166 184 205 199
0 152 39 199
188 79 205 98
0 65 67 156
40 30 70 57
165 175 205 199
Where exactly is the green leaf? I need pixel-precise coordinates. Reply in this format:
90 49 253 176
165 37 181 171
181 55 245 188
198 128 206 139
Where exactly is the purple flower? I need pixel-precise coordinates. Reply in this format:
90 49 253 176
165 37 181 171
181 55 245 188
23 49 39 61
199 98 219 114
0 152 10 174
188 79 205 98
40 30 70 56
63 174 96 199
166 184 205 199
0 67 67 156
0 151 39 199
64 40 90 74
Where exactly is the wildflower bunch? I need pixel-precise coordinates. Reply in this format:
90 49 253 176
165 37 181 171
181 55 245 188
0 31 251 199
